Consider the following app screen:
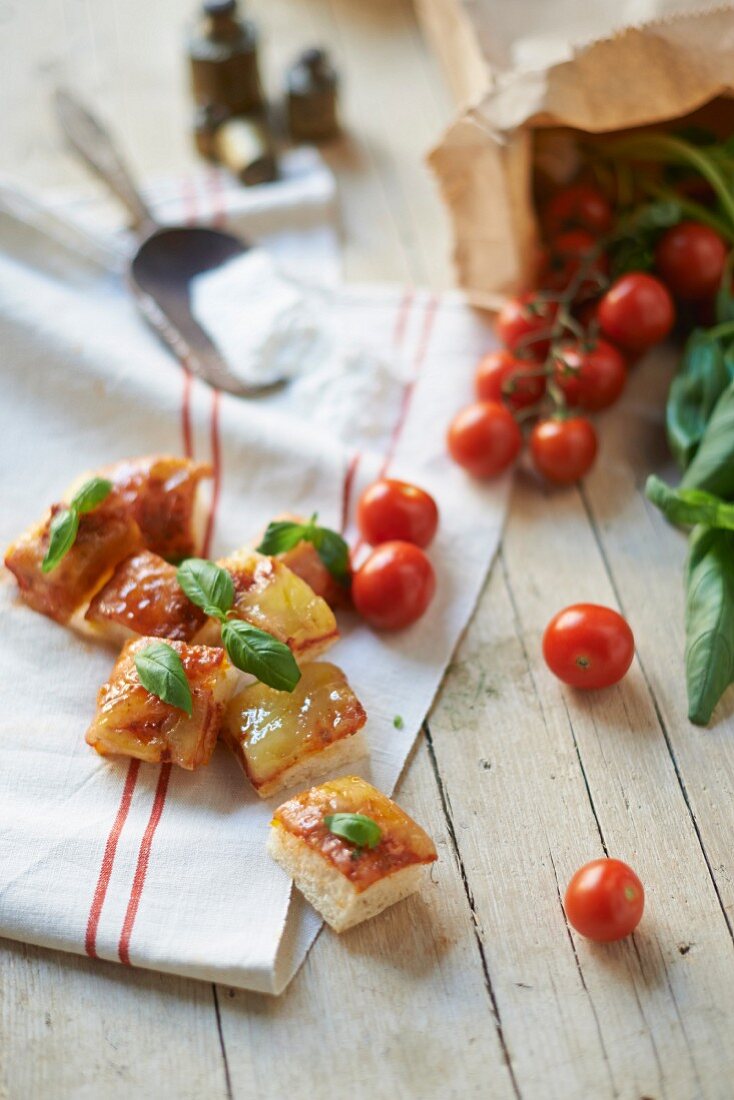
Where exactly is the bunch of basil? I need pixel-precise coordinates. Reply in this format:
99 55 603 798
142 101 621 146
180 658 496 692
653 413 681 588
646 281 734 725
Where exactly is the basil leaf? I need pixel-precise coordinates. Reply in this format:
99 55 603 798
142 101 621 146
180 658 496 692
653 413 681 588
715 252 734 323
324 813 382 850
256 520 310 556
70 477 113 515
646 475 734 530
685 527 734 725
311 527 350 582
41 508 79 573
666 330 734 470
681 379 734 498
257 515 351 583
221 619 301 692
177 558 234 620
134 642 193 716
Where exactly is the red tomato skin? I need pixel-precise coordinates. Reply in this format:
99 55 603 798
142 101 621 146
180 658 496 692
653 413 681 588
496 293 558 358
529 417 597 485
475 349 546 411
554 339 627 411
544 183 613 237
598 273 675 353
655 221 728 301
357 479 439 549
564 859 644 942
542 603 635 689
540 230 609 294
447 401 523 480
352 541 436 631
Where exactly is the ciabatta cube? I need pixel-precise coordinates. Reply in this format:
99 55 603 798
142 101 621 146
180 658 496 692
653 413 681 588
223 662 367 798
268 776 437 932
86 638 237 770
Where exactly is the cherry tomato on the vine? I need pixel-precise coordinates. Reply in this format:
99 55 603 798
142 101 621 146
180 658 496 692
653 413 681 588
475 349 546 411
540 229 609 294
543 183 613 238
564 859 644 942
357 478 439 549
598 273 675 353
529 417 597 485
553 339 627 412
655 221 728 301
447 401 522 480
542 603 635 689
352 540 435 631
496 292 558 358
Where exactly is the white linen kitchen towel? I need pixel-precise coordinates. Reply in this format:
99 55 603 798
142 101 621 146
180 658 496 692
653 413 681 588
0 165 510 994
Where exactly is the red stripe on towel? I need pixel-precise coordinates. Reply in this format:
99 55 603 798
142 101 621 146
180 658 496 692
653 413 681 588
84 759 140 959
118 763 172 966
340 452 361 534
380 293 438 476
202 388 222 557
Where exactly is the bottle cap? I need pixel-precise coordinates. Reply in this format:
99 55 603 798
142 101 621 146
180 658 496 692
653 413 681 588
203 0 236 15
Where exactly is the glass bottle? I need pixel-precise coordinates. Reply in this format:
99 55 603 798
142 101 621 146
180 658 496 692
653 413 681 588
188 0 264 116
286 48 339 143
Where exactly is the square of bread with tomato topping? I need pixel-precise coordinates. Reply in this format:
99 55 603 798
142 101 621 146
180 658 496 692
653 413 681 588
5 500 141 624
86 638 237 770
267 776 437 932
195 549 339 662
86 550 207 644
222 662 367 798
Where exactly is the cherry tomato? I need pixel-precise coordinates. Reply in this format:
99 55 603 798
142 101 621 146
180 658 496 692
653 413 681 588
475 349 546 411
352 541 435 631
564 859 644 942
553 339 627 412
598 273 675 353
544 183 613 238
496 292 558 358
530 417 597 484
357 478 439 549
655 221 728 301
540 230 609 294
543 603 634 689
447 401 522 479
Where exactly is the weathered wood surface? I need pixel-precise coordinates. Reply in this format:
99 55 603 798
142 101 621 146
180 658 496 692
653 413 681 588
2 1 734 1098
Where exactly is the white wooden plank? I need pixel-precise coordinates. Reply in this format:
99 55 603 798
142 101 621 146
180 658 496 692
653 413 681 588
0 938 229 1100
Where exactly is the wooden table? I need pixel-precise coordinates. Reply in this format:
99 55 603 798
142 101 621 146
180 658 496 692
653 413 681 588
2 2 734 1097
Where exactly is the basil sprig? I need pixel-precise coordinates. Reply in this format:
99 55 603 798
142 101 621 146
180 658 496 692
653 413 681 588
42 477 113 573
176 558 301 692
256 514 350 584
324 812 382 850
134 641 193 716
646 476 734 531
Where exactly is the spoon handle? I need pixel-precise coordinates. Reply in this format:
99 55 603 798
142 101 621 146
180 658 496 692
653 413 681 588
53 89 157 237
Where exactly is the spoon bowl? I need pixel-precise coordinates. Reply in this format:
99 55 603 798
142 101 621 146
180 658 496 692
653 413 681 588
54 89 279 396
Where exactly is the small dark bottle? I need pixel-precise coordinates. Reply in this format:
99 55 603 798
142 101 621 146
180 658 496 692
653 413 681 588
189 0 264 116
286 48 339 143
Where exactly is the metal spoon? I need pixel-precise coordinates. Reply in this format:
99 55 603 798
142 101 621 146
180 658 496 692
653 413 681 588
53 89 278 396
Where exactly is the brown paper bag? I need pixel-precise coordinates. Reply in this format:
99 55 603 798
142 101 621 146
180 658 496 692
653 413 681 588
417 1 734 307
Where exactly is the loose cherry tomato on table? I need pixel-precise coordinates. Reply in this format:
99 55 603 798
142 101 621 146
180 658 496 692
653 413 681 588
564 859 644 942
447 401 522 479
598 273 675 354
475 349 545 411
553 339 627 412
357 478 439 549
543 183 614 238
529 417 597 485
542 603 635 689
654 221 728 301
496 292 558 358
352 541 436 631
540 230 609 294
